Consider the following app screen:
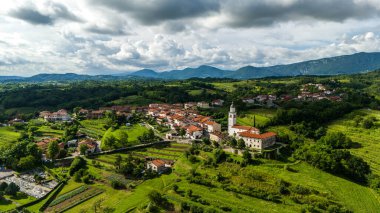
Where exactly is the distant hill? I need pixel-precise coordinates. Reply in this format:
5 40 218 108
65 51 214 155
1 52 380 82
0 76 24 81
126 52 380 79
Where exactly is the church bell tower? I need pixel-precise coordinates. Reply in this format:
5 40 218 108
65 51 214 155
228 102 237 134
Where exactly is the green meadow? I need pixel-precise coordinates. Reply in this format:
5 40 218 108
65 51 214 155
0 126 21 148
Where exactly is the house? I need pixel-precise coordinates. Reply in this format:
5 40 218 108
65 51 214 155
209 132 224 143
238 132 276 150
78 139 98 154
184 102 197 109
36 138 59 151
8 118 25 126
67 139 78 147
197 102 210 109
146 159 172 173
204 121 221 133
58 142 65 149
228 103 276 151
212 99 224 106
242 98 255 104
41 109 71 122
185 125 203 139
87 110 105 119
78 109 89 116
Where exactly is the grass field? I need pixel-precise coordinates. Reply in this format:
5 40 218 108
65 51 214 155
0 193 36 212
328 109 380 175
79 119 108 139
237 108 276 127
0 126 21 148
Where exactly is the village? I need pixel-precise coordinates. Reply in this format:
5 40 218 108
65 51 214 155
0 82 344 209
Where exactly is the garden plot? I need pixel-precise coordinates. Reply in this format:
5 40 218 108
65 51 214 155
0 171 58 198
46 186 104 213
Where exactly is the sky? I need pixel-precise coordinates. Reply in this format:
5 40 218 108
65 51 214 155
1 0 380 76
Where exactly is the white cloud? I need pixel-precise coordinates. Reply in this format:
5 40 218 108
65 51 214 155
1 0 380 76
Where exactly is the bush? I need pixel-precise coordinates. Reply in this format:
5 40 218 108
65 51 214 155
69 157 86 176
111 180 125 189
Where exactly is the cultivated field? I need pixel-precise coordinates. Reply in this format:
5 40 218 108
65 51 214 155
328 109 380 175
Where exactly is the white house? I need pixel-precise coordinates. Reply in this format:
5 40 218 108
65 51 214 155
41 109 71 122
147 159 172 173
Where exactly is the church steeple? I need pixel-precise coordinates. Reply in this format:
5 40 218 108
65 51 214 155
228 102 237 134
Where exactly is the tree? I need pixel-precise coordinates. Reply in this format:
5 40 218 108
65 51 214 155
362 118 374 129
0 182 8 191
237 139 246 149
48 141 60 160
17 155 37 171
179 128 186 138
318 132 352 149
118 131 128 147
213 149 226 164
229 138 237 147
114 155 122 170
242 150 252 162
69 157 87 176
79 144 88 155
148 190 164 206
5 182 20 196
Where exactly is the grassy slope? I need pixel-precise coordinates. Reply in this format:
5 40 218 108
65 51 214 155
237 108 276 127
258 163 380 213
0 126 20 148
328 109 380 175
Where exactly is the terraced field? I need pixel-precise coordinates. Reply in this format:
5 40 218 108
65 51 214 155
79 119 108 139
328 109 380 175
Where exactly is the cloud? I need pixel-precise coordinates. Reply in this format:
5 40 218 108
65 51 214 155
9 6 53 25
220 0 380 28
90 0 220 25
9 2 81 25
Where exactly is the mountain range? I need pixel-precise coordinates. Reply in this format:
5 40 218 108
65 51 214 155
1 52 380 82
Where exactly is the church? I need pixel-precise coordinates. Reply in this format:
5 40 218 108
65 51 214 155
228 103 276 151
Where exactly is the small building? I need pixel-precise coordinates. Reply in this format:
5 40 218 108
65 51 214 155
212 99 224 106
204 121 221 133
209 132 224 143
197 102 210 109
146 159 172 173
185 125 203 139
78 139 98 154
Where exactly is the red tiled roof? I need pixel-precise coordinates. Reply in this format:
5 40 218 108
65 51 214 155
186 125 202 132
239 131 276 139
152 159 165 167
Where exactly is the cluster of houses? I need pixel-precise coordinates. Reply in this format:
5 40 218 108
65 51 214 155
35 136 99 158
242 95 277 107
77 105 147 119
148 103 222 140
148 101 277 151
296 83 342 101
